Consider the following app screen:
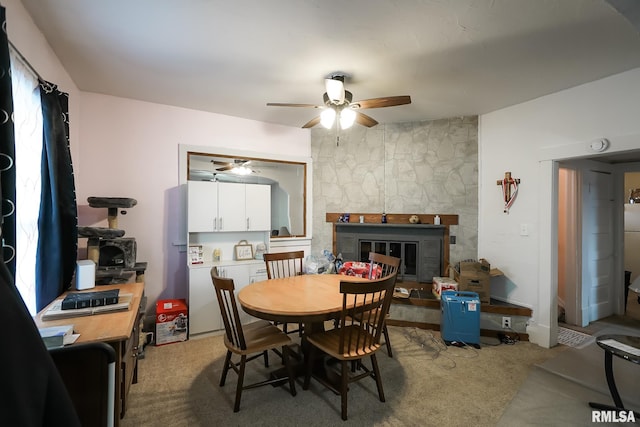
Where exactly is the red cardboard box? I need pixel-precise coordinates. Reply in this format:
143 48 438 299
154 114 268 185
155 299 188 346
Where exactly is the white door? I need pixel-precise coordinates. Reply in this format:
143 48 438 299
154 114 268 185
187 181 218 232
218 182 246 231
581 167 615 325
246 184 271 231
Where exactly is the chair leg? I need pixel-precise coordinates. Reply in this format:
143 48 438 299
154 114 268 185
233 355 247 412
383 325 393 357
370 354 385 403
263 350 269 368
220 350 232 386
283 345 297 397
341 360 349 421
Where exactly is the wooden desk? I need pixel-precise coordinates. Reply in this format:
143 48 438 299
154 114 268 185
238 274 367 330
35 282 145 426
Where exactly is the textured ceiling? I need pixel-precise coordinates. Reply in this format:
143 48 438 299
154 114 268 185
16 0 640 129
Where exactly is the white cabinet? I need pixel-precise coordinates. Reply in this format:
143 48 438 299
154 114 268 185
188 261 267 335
188 181 271 232
188 266 221 335
246 184 271 231
188 181 218 232
217 182 246 232
218 263 268 325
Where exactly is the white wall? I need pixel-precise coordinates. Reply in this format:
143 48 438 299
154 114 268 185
479 67 640 347
78 93 309 308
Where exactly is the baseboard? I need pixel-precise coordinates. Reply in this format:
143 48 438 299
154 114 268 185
385 319 530 341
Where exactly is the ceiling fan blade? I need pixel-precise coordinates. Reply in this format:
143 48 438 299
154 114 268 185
267 102 321 108
355 111 379 128
302 116 321 128
351 95 411 109
216 165 233 172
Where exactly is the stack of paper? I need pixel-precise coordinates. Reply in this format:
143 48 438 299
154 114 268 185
38 324 80 349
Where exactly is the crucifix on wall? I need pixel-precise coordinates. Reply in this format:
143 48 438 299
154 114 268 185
497 171 520 213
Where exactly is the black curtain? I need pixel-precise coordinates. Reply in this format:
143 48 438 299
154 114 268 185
0 6 17 279
35 81 78 311
0 6 80 426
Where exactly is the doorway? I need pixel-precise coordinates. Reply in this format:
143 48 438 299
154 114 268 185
624 172 640 322
558 163 640 331
558 167 580 325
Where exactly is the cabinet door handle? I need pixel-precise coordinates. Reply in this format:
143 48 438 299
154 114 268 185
246 218 250 230
219 217 223 230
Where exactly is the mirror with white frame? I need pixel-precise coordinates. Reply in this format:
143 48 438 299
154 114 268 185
186 151 307 238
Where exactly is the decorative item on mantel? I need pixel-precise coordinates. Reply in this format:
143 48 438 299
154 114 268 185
497 172 520 214
409 215 420 224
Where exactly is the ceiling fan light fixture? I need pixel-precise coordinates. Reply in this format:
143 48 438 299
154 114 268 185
320 108 336 129
325 78 345 104
231 166 252 175
340 108 356 129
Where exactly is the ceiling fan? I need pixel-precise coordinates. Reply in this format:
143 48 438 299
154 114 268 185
212 159 254 175
267 73 411 129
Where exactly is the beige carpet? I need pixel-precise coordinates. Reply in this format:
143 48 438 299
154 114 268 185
498 322 640 426
121 326 563 427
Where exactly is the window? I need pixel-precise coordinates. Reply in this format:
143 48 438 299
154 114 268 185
10 49 43 315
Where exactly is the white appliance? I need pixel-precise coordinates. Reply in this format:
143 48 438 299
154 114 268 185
76 260 96 290
624 204 640 284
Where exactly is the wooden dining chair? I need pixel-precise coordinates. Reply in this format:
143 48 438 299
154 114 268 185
264 250 305 279
210 267 297 412
302 273 397 421
367 252 401 357
263 251 305 334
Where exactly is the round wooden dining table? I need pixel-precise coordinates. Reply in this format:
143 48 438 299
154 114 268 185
238 274 368 333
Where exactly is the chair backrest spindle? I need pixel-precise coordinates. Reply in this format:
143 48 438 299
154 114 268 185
338 274 396 355
368 252 400 280
264 251 305 279
211 267 247 350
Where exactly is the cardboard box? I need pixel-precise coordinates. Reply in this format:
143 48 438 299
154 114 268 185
454 259 491 303
156 299 188 346
432 277 458 299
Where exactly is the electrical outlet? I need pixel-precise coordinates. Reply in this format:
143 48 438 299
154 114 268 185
502 316 511 329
